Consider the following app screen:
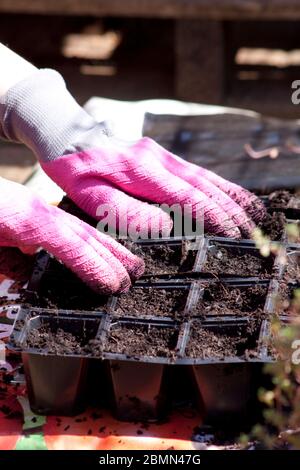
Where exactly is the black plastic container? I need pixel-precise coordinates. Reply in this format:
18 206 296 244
180 317 267 426
8 308 280 425
97 315 270 426
100 316 185 421
16 191 298 424
9 307 105 415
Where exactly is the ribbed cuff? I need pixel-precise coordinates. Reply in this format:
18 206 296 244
0 68 109 161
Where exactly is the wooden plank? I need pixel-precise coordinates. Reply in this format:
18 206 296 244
1 0 300 20
142 112 300 191
175 20 224 104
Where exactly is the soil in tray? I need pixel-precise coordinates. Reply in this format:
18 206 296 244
258 211 286 241
203 245 273 277
193 283 268 316
186 320 259 360
24 325 86 354
113 288 188 318
30 259 109 311
268 190 300 210
102 323 179 358
121 241 196 276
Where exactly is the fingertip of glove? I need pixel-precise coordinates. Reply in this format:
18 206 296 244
128 256 145 281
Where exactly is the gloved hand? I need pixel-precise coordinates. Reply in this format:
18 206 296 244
0 177 144 293
0 69 265 239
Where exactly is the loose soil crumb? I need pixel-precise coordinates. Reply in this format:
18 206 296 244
103 323 179 358
258 211 286 241
192 283 268 316
113 287 188 317
121 241 196 276
268 190 300 210
186 321 258 359
203 245 273 277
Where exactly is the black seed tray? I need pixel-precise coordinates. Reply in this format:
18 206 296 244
8 307 271 426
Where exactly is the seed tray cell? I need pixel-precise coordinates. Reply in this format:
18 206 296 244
100 317 184 422
107 281 198 319
199 237 279 279
186 278 277 318
121 236 206 278
26 251 110 312
9 307 105 416
179 317 266 426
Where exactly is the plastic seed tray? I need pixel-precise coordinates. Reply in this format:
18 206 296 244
9 307 270 426
8 196 299 426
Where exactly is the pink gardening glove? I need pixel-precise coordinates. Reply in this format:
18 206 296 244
0 69 266 239
0 178 144 293
42 137 265 239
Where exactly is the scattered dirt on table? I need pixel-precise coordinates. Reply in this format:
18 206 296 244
186 321 258 359
258 211 286 241
203 245 273 277
192 283 268 316
103 323 179 358
113 287 188 318
24 325 85 354
268 190 300 210
121 241 196 276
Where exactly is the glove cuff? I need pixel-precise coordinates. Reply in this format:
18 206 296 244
0 68 109 162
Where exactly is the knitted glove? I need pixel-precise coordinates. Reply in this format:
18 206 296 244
0 177 144 293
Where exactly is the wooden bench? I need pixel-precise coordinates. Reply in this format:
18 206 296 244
0 0 299 104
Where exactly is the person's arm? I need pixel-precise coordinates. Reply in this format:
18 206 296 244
0 44 145 293
0 42 266 240
0 44 37 96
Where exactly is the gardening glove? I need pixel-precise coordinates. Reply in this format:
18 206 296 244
0 177 144 293
0 69 266 239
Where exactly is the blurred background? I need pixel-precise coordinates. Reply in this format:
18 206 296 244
1 1 300 184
